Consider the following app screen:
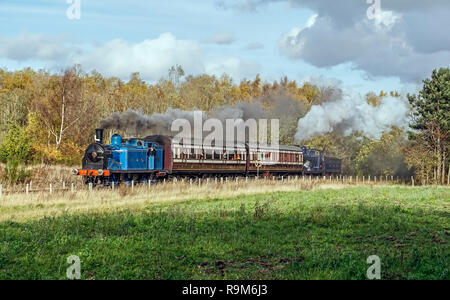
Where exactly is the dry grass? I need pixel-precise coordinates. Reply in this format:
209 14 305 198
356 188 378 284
1 175 439 223
0 164 79 188
0 178 324 222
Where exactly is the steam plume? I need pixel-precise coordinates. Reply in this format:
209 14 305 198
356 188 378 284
294 93 410 142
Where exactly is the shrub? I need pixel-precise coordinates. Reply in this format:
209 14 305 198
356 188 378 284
0 123 32 164
1 159 32 184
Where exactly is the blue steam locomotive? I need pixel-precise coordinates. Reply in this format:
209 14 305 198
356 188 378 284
74 129 341 186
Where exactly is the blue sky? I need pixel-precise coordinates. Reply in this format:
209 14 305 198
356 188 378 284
1 0 449 95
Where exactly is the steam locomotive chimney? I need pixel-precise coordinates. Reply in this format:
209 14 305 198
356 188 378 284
95 128 104 144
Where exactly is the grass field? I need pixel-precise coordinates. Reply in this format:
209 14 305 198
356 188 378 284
0 181 449 280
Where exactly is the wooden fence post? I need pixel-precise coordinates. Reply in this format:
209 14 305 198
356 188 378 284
50 184 53 194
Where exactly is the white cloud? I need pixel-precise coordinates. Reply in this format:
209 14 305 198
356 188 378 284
221 0 450 82
277 4 450 82
243 42 264 50
278 13 317 60
207 32 236 45
205 56 261 79
0 32 73 62
0 32 260 82
74 33 205 80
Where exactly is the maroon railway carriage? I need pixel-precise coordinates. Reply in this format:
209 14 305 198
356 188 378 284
144 135 304 178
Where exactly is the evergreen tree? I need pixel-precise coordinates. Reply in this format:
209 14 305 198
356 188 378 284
408 68 450 184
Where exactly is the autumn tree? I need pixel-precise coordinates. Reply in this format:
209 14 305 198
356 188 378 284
32 67 97 150
355 127 412 177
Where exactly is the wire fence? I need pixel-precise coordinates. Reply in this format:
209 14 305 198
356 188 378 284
0 175 423 197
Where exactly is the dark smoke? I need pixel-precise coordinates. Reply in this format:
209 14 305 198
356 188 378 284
99 90 307 142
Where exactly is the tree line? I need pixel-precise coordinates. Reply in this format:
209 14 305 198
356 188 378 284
0 65 448 184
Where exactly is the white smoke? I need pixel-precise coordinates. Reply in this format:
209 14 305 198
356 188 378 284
294 93 410 142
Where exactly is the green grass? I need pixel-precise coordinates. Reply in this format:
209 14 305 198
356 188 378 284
0 186 449 280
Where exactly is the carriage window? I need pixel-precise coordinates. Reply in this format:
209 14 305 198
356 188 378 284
214 151 220 160
205 149 212 159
